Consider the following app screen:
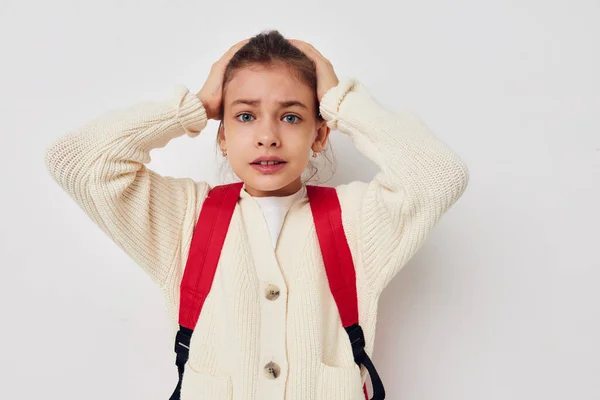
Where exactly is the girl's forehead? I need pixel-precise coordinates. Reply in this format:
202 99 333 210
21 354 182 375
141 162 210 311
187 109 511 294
225 66 313 103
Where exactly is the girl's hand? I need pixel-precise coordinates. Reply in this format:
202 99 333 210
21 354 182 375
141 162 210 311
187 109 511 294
288 39 340 103
197 38 250 120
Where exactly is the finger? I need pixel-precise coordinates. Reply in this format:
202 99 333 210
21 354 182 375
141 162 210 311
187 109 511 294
289 39 310 52
218 39 250 63
290 39 327 64
289 40 318 63
290 39 318 55
303 42 328 61
230 38 250 52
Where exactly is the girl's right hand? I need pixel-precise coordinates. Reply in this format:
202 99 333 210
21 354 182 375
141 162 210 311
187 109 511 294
197 39 250 120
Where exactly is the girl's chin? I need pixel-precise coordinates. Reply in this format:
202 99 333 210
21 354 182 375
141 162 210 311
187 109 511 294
243 176 303 197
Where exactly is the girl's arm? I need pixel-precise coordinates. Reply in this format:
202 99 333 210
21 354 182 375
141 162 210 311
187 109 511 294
320 78 470 295
44 85 209 287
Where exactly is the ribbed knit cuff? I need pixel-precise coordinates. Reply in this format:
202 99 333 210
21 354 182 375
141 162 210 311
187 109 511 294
318 77 357 131
174 84 208 138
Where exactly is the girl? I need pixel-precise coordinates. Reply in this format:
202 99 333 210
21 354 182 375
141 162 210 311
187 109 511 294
45 30 469 400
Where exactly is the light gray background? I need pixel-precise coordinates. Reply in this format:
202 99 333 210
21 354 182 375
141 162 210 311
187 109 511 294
1 0 598 399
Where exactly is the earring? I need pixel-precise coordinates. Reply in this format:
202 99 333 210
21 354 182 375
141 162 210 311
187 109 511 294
312 151 319 158
222 150 227 157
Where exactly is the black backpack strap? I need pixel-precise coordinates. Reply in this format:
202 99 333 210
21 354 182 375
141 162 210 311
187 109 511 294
169 326 193 400
346 323 386 400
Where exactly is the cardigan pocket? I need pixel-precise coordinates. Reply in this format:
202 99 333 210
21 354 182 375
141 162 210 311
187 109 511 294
316 362 364 400
180 363 233 400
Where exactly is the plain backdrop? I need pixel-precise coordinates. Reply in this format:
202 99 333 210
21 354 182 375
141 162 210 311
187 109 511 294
1 0 598 399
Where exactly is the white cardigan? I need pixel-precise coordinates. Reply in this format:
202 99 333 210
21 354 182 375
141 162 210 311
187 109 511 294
45 77 470 399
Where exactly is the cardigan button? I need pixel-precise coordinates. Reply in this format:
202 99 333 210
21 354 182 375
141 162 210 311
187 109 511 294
265 284 280 301
264 361 281 379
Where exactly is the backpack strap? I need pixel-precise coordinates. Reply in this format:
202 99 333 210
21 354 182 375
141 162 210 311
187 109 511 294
170 182 243 400
307 185 386 400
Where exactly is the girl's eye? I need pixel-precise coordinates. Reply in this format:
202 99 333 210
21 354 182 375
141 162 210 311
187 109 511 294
283 114 301 124
234 113 302 124
235 113 255 122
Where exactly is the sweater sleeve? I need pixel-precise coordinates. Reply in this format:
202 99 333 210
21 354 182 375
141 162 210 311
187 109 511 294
44 85 210 287
320 78 470 295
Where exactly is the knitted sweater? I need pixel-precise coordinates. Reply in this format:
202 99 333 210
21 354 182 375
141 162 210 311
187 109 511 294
44 77 469 400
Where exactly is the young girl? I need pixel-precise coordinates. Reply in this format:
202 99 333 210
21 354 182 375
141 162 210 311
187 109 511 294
45 30 469 400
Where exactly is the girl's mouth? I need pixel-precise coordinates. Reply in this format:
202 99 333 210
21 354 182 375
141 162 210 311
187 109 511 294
250 160 287 174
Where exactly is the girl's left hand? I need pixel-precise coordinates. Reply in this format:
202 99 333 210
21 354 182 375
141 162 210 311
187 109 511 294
289 39 339 103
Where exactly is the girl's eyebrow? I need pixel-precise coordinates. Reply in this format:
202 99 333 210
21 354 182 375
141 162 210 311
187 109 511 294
230 99 308 110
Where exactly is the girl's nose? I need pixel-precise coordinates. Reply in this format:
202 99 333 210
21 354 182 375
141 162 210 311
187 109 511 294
257 136 280 147
256 121 281 148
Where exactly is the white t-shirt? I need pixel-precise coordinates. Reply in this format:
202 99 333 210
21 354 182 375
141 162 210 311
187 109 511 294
248 185 307 248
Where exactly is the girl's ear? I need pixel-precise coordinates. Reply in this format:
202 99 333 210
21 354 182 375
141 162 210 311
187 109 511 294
312 120 330 153
217 121 227 151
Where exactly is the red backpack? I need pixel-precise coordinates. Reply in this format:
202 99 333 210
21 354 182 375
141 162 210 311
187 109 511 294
169 182 385 400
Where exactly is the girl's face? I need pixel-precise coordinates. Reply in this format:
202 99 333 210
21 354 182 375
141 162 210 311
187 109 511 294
219 64 329 197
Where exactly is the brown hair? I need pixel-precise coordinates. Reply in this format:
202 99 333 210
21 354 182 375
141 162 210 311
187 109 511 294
216 29 334 183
